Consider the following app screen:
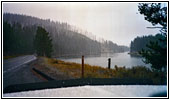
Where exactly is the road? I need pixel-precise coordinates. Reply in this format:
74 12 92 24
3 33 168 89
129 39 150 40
3 55 43 90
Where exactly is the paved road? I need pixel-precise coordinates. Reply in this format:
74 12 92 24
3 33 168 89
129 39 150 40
3 55 36 74
3 55 43 90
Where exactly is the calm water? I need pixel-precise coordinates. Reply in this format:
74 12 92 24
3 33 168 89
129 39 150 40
59 52 151 68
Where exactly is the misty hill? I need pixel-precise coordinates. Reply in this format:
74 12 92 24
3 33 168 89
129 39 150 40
3 13 129 57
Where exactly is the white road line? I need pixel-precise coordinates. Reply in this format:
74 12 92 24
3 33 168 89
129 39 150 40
3 56 36 74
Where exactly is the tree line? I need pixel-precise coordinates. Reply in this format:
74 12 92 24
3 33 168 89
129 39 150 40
130 34 165 53
3 22 35 56
3 13 129 57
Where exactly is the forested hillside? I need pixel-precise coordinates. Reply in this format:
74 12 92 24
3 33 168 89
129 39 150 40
3 22 36 56
3 13 129 57
130 34 165 53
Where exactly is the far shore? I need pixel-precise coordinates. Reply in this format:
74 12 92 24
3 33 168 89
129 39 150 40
128 52 142 57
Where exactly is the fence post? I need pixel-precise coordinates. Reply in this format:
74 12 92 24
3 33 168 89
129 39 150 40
82 55 84 78
108 58 111 69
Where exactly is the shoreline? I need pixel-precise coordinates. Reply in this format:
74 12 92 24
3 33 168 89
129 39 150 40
32 57 166 85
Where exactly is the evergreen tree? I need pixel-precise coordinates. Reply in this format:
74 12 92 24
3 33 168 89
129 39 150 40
34 26 53 57
3 22 14 55
3 22 35 56
130 34 162 53
138 3 167 71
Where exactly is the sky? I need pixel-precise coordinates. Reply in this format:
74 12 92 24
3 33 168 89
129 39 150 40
3 2 163 46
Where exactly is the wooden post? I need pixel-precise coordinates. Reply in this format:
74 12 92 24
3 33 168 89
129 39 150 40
82 55 84 78
108 58 111 69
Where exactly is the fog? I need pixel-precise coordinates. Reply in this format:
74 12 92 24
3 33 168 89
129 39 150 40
3 2 161 46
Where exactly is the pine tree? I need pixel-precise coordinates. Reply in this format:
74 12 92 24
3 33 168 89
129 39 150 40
138 3 167 72
34 26 53 57
3 22 14 55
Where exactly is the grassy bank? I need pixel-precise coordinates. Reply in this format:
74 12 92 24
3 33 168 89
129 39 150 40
45 57 166 85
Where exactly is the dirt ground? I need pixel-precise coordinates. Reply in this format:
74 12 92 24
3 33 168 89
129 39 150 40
32 57 74 80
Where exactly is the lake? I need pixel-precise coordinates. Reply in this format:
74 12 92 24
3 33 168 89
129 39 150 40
59 52 151 69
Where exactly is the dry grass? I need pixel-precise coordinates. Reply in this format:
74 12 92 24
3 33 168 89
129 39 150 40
46 58 114 78
45 57 166 84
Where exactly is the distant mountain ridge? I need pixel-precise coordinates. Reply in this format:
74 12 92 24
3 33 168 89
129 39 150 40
3 13 129 57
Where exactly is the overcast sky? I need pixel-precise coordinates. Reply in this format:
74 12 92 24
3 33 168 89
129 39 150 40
3 2 163 46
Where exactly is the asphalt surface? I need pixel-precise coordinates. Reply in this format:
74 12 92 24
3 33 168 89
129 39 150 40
3 55 43 90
